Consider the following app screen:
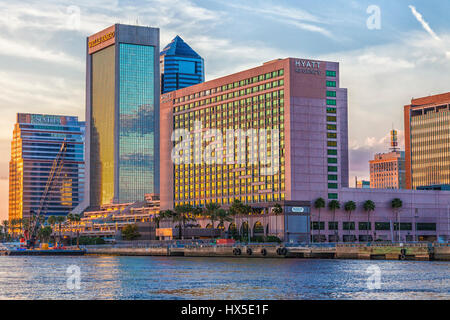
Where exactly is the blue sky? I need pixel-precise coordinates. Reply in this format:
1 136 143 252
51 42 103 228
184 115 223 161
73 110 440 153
0 0 449 219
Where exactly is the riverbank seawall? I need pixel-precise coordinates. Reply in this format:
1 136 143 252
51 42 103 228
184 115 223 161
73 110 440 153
85 243 450 261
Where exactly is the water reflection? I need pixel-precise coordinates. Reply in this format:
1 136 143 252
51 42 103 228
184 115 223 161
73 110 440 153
0 256 448 300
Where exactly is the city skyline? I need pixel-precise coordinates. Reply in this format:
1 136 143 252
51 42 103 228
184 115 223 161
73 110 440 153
1 0 450 220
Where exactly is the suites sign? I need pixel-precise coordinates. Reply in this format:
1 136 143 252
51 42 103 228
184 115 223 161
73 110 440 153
294 59 321 75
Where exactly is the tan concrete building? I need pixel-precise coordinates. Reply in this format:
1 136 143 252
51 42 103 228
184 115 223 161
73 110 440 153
370 151 405 189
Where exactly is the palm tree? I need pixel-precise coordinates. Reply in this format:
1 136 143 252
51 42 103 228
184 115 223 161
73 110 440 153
55 216 66 246
67 213 81 248
216 209 232 238
328 200 340 242
174 204 196 240
2 220 9 240
391 198 403 242
344 201 356 242
47 216 57 244
313 198 326 243
363 200 375 241
271 203 283 240
203 203 221 229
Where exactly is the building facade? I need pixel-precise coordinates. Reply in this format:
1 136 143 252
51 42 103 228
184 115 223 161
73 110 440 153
369 151 405 189
404 92 450 189
9 113 85 220
160 58 348 241
160 35 204 94
82 24 160 210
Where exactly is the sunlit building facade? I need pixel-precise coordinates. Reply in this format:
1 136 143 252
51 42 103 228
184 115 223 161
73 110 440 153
82 24 160 210
404 93 450 189
160 58 348 210
9 113 85 220
160 35 204 94
369 151 405 189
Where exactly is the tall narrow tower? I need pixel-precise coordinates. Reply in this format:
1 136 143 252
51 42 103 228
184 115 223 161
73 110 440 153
83 24 160 209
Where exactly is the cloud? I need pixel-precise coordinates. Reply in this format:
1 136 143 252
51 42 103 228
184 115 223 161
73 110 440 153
408 5 440 41
212 0 332 38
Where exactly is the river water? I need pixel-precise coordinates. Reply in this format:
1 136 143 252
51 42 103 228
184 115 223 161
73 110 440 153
0 256 448 300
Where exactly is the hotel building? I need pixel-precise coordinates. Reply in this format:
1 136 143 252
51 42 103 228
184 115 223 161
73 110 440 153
160 57 348 240
82 24 160 210
404 93 450 189
160 35 205 94
369 151 405 189
9 113 85 220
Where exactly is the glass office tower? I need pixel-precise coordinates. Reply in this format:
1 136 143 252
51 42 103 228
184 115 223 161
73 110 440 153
160 35 204 93
9 113 85 220
83 24 160 209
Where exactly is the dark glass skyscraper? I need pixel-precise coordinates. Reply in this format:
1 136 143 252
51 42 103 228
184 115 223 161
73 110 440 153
82 24 160 209
160 35 204 93
9 113 85 220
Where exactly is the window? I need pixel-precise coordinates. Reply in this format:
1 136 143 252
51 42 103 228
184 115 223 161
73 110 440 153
416 223 436 231
326 81 336 87
328 221 338 230
327 124 337 130
393 223 412 231
343 222 355 230
327 133 337 139
327 149 337 155
359 222 371 230
327 107 336 114
328 166 337 172
326 70 336 77
328 174 338 181
311 222 325 230
327 141 337 147
327 116 337 122
328 158 337 164
375 222 390 230
326 91 336 97
328 183 338 189
326 99 336 105
328 193 338 199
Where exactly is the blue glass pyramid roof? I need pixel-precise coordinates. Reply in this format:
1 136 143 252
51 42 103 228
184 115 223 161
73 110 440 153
160 35 202 58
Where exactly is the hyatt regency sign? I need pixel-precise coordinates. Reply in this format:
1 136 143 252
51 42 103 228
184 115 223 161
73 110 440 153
295 60 321 75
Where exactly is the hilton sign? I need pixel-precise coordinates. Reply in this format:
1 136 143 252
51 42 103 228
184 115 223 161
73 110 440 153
294 59 321 75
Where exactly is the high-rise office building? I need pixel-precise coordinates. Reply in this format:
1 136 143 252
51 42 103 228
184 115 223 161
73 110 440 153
160 58 348 210
9 113 85 220
404 92 450 189
84 24 160 209
369 151 405 189
160 35 204 94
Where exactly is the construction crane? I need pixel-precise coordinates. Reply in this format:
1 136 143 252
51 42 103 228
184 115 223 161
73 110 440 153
26 140 67 249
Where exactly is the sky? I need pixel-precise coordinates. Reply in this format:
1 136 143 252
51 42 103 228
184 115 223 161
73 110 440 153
1 0 450 220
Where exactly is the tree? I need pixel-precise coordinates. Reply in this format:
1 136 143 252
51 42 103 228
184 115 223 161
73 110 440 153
271 203 283 240
313 198 326 243
344 201 356 241
328 200 340 242
122 224 141 241
174 204 197 240
203 203 221 229
67 213 81 248
55 216 66 246
38 226 53 243
2 220 9 241
391 198 403 242
216 209 232 237
363 200 375 240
